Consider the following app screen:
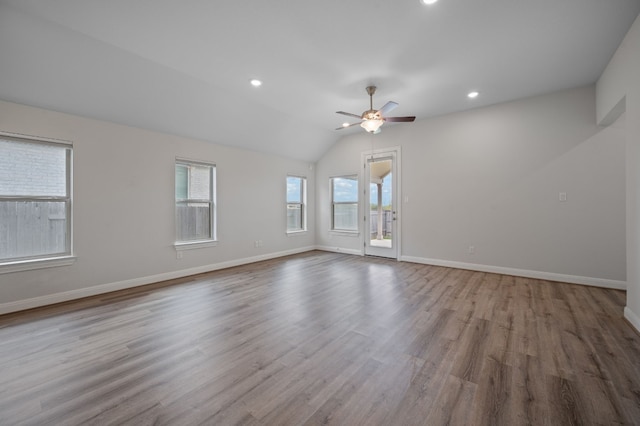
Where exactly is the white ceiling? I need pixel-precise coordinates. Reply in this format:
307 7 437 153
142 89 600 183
1 0 639 162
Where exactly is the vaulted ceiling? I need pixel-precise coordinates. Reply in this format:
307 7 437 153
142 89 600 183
1 0 639 162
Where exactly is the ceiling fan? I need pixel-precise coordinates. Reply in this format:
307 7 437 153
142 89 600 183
336 86 416 134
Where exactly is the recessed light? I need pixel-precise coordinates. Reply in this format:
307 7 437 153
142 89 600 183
250 79 262 87
421 0 438 5
342 122 350 128
467 91 479 99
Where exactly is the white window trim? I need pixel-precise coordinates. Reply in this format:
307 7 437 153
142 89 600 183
329 230 360 236
0 256 76 275
330 175 359 233
175 158 217 244
0 132 74 273
286 175 307 233
174 240 218 251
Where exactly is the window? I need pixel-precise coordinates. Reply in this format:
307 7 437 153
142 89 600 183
331 176 358 232
286 175 306 232
175 160 216 244
0 134 72 266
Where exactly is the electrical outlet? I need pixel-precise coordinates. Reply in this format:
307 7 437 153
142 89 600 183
468 245 475 254
559 192 567 202
176 251 183 259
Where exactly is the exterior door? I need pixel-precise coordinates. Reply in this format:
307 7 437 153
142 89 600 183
364 149 399 259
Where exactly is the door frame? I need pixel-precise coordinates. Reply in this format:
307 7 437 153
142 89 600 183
361 146 401 260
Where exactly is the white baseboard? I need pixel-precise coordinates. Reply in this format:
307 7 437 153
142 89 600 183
624 306 640 334
0 246 316 315
400 255 627 290
1 248 628 316
314 245 363 256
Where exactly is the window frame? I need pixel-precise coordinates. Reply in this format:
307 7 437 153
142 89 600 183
174 158 217 249
0 132 75 274
286 175 307 234
330 175 359 233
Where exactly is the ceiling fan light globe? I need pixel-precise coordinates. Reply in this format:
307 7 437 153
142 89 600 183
361 119 384 133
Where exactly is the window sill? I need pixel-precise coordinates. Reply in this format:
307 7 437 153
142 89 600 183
0 256 76 275
330 230 360 237
174 240 218 251
286 230 308 237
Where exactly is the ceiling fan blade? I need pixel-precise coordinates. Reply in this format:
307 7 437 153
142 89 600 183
336 111 363 119
384 116 416 122
335 122 363 130
378 101 398 116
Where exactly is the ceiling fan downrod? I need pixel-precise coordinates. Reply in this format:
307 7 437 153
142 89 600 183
366 86 377 111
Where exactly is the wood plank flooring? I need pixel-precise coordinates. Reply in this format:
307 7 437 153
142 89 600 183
1 251 639 425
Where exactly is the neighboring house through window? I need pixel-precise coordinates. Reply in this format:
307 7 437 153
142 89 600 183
331 175 358 232
286 175 306 232
0 134 73 269
175 159 216 245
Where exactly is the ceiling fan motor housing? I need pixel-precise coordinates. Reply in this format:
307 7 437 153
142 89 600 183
363 110 379 120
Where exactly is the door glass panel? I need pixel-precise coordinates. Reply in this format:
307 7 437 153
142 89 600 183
369 159 393 249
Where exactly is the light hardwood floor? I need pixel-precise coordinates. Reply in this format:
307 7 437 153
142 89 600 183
1 251 639 425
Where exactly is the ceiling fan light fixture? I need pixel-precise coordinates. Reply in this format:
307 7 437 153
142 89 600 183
336 85 415 133
361 119 384 133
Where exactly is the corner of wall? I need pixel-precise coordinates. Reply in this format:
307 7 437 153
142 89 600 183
597 96 626 127
596 11 640 335
624 307 640 335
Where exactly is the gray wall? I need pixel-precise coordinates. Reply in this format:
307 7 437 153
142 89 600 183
316 85 626 287
597 13 640 332
0 100 315 312
0 77 632 325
